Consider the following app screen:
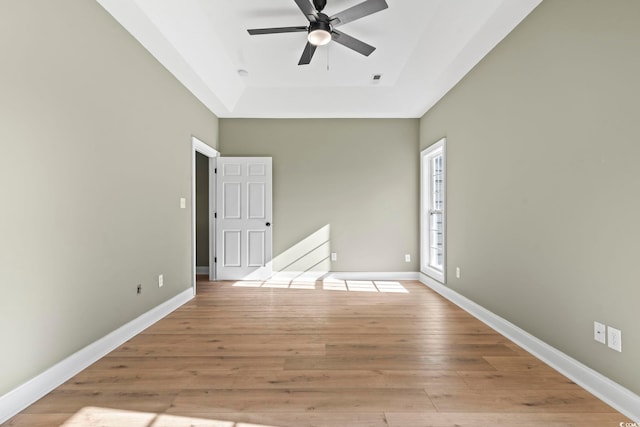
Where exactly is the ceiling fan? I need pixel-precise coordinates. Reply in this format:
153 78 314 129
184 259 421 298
247 0 389 65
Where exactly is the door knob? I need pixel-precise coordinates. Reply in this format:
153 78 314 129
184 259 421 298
266 222 271 227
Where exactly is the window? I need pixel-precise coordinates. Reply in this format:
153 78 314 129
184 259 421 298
421 138 446 283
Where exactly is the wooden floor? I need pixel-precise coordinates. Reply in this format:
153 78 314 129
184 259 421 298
4 278 631 427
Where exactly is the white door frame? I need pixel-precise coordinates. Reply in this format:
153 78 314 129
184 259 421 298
191 136 219 295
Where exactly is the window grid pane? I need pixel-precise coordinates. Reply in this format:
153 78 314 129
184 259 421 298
429 211 443 270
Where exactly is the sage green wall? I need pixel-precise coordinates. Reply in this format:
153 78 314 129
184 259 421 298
0 0 218 396
220 119 419 273
420 0 640 394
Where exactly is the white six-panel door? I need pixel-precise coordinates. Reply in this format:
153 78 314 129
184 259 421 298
216 157 272 280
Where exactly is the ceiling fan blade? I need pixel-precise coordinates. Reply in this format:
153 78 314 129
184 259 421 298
330 0 388 27
294 0 318 21
298 42 317 65
248 26 308 35
331 30 375 56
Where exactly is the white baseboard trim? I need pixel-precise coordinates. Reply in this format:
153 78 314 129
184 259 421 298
418 273 640 423
322 271 420 281
0 288 194 424
195 266 209 275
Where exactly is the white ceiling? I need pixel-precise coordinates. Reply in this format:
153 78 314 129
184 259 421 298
96 0 542 118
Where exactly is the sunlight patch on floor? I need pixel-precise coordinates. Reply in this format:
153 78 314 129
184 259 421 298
290 282 316 290
346 280 377 292
374 281 410 293
230 281 263 288
232 280 408 293
322 281 348 291
62 406 280 427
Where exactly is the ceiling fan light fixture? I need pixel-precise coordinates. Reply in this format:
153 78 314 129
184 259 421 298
308 21 332 46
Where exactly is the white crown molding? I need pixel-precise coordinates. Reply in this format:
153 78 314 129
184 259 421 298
418 273 640 423
95 0 542 118
0 289 194 424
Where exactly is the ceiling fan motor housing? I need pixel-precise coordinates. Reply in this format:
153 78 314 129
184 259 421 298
309 17 331 33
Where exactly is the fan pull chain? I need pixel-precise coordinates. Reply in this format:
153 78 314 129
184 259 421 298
326 43 331 72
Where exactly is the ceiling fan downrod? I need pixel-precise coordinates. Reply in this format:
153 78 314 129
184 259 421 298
313 0 327 13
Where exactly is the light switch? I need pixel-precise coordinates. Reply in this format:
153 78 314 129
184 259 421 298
180 198 186 209
594 321 606 344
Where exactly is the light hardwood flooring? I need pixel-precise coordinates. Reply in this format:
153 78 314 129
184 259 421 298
4 278 632 426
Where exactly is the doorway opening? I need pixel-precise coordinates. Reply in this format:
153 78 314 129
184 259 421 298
195 152 210 275
191 136 218 295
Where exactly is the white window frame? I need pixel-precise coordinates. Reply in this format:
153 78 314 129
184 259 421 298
421 138 446 283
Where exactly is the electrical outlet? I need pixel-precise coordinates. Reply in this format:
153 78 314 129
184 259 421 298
456 267 461 279
137 284 142 295
331 253 337 261
405 254 411 263
594 321 606 344
607 326 622 352
158 274 163 288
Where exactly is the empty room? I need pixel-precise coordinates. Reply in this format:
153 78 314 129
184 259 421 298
1 0 639 426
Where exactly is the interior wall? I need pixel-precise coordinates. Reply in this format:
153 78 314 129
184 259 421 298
195 152 209 268
219 119 419 274
0 0 218 395
420 0 640 394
